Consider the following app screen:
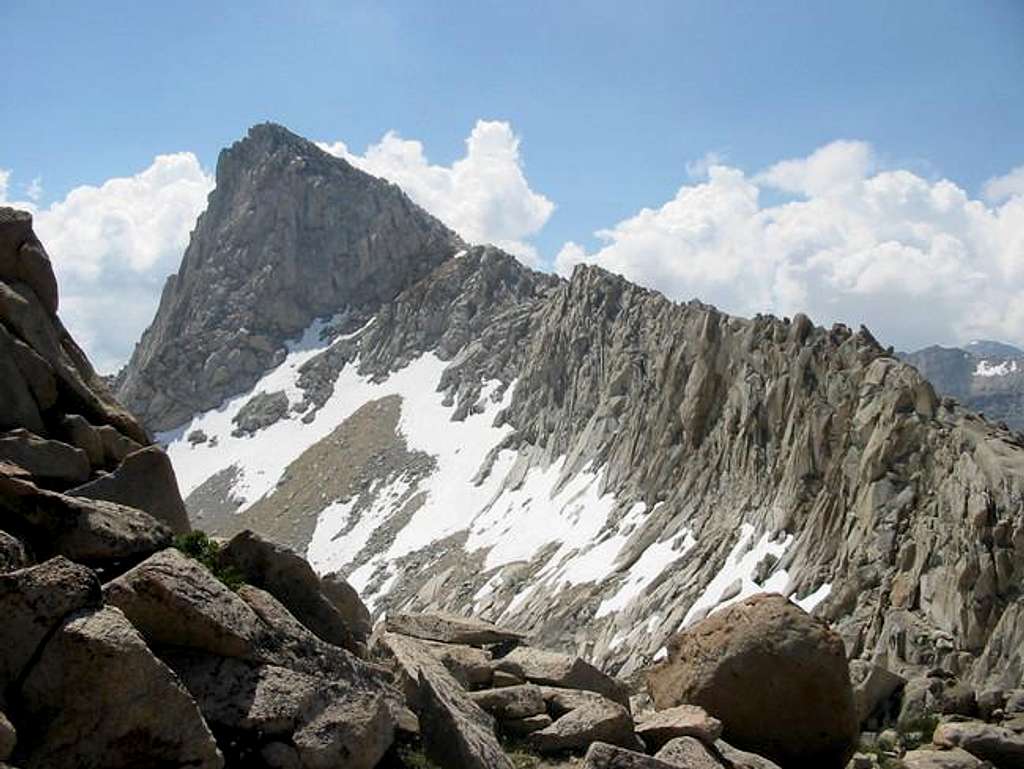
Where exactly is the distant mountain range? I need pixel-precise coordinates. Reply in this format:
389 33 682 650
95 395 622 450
900 340 1024 430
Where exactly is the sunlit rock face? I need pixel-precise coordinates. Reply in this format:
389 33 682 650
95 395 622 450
122 125 1024 687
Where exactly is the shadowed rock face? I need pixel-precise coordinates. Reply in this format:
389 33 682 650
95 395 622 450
118 123 463 432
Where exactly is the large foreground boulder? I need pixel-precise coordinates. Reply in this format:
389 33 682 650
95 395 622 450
933 720 1024 766
529 697 638 754
16 606 223 769
219 530 367 654
374 631 512 769
0 557 101 698
104 548 268 659
635 704 723 751
497 646 631 708
0 429 89 487
69 445 190 535
168 653 394 769
647 593 857 769
0 470 171 565
654 736 727 769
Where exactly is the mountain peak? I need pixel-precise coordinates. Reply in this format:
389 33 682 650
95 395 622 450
118 126 462 431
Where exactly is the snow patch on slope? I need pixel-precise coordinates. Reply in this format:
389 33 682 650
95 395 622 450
680 523 832 627
975 359 1020 377
596 530 696 618
158 316 373 505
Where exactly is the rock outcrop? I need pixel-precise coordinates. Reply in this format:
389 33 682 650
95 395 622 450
0 209 401 769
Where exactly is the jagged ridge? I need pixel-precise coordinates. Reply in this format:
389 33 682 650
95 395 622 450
121 125 1024 694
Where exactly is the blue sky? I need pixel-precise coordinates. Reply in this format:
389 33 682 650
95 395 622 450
3 1 1024 368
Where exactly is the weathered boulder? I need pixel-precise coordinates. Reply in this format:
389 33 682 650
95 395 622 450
374 631 511 769
498 646 631 708
654 736 726 769
57 414 104 467
0 530 29 573
417 671 514 769
103 548 266 659
168 653 394 769
425 639 494 688
850 660 905 724
17 606 223 769
530 698 637 754
583 741 691 769
320 571 372 649
493 669 524 687
933 720 1024 766
292 691 394 769
902 747 987 769
69 445 190 534
635 704 723 751
0 472 171 564
386 611 526 647
469 683 546 720
712 739 783 769
0 711 15 761
96 424 143 466
899 676 978 728
219 530 365 654
0 429 89 486
0 211 58 315
647 594 857 769
0 556 101 697
503 713 553 737
540 685 611 716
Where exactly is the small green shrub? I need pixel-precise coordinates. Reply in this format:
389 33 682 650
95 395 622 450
394 744 442 769
173 530 244 590
898 714 939 750
499 736 542 769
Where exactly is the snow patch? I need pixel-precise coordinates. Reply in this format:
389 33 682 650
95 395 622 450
794 582 832 612
682 523 792 626
595 531 695 618
975 359 1019 377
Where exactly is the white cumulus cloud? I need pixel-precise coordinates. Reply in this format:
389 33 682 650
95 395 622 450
319 120 554 265
1 154 213 372
557 141 1024 352
984 165 1024 203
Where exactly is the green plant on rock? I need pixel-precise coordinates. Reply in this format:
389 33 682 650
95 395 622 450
500 735 543 769
172 530 245 591
898 714 940 751
394 743 442 769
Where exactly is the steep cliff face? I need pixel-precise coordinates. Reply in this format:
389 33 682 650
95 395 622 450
121 126 1024 691
118 123 462 432
901 341 1024 431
